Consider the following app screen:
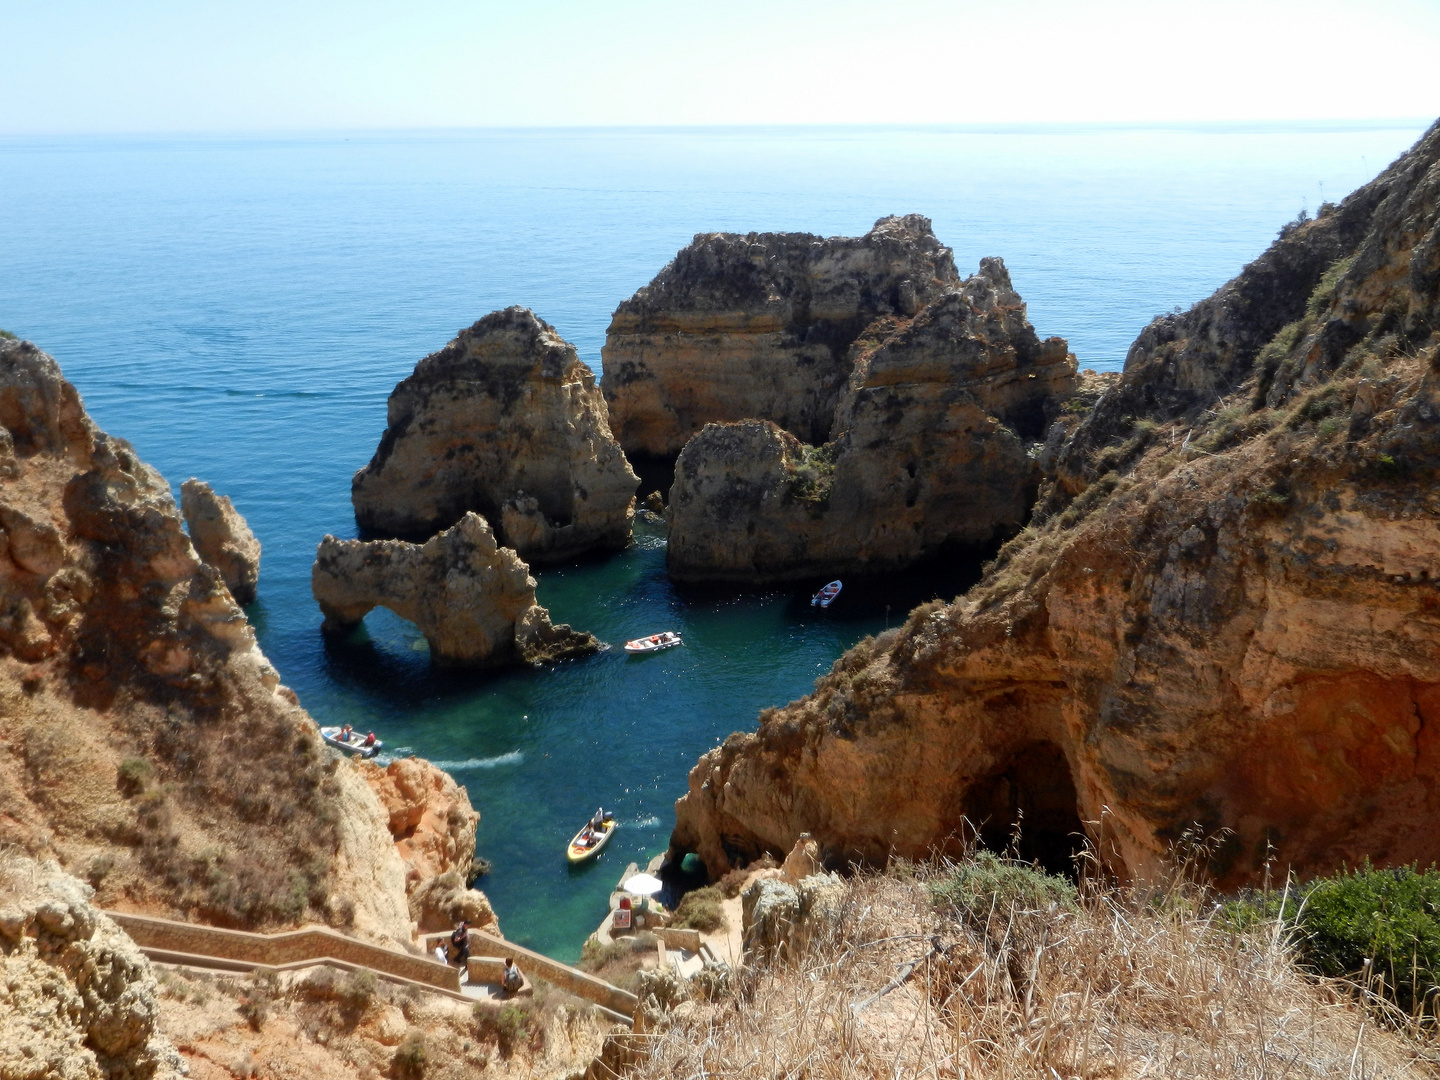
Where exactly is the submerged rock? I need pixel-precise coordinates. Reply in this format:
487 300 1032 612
312 511 599 668
351 306 638 561
670 118 1440 887
180 477 261 604
666 259 1077 581
602 214 961 458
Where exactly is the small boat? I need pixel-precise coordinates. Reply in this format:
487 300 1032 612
624 631 682 654
811 580 843 608
567 814 616 863
320 726 382 759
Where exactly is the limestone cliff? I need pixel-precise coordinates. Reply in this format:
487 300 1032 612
0 855 184 1080
351 306 638 561
602 214 961 458
180 478 261 605
359 757 500 936
670 118 1440 887
312 511 600 668
0 339 478 948
665 259 1077 582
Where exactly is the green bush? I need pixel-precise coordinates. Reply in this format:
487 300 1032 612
1307 254 1357 316
1298 865 1440 1014
475 1000 539 1057
393 1030 427 1077
1226 864 1440 1016
0 328 16 341
672 885 727 932
339 968 377 1012
929 850 1077 919
117 757 154 796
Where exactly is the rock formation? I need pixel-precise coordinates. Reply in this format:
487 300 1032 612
180 477 261 604
666 259 1078 581
351 306 638 561
670 118 1440 887
358 757 500 935
1 854 184 1080
602 214 962 458
312 511 600 668
0 338 483 949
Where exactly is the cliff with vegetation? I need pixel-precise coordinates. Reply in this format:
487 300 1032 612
352 306 638 561
670 118 1440 888
602 215 961 458
0 338 484 947
666 258 1077 581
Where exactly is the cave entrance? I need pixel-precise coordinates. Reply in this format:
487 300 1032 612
963 741 1085 878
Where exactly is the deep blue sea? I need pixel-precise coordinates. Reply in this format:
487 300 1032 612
1 123 1428 960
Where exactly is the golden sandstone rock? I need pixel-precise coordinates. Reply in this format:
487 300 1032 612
602 214 961 459
671 118 1440 887
665 258 1078 581
180 477 261 605
311 511 599 668
352 306 637 562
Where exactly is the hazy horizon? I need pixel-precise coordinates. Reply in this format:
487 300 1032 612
5 0 1439 135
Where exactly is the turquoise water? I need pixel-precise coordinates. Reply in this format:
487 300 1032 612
0 123 1428 961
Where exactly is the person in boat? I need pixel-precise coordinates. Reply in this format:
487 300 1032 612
501 956 523 994
590 807 606 831
363 732 376 748
340 724 353 743
450 919 470 967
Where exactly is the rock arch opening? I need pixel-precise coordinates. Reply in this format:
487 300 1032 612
963 741 1085 877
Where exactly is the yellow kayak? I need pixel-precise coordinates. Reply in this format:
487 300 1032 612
567 816 616 863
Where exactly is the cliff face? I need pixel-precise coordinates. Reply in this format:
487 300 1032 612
665 259 1077 582
602 215 961 458
312 512 600 668
0 855 184 1080
351 306 638 561
0 340 476 947
180 478 261 605
671 119 1440 887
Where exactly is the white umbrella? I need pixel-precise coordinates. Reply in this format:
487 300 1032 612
623 872 664 895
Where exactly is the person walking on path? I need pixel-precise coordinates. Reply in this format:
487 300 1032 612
450 919 470 968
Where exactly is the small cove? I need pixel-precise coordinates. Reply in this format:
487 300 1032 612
0 122 1427 961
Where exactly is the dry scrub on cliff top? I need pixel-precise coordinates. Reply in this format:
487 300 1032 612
633 864 1434 1080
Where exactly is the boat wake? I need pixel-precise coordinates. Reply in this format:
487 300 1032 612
426 751 525 771
629 815 661 828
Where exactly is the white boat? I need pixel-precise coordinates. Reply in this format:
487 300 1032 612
623 631 682 654
320 726 382 758
811 580 843 608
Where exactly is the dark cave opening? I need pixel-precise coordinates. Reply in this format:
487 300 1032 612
963 741 1086 878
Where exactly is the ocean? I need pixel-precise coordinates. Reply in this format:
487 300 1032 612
0 122 1428 960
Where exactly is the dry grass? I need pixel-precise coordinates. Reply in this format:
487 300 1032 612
633 864 1436 1079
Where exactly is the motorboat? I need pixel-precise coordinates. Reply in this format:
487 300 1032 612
567 814 616 863
811 580 843 608
320 726 382 759
624 631 682 654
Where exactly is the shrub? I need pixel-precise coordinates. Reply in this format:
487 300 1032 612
1297 865 1440 1015
236 971 279 1031
1307 254 1357 316
0 328 16 341
474 1001 540 1058
339 968 377 1012
579 932 658 991
929 850 1077 921
672 886 727 932
718 867 751 899
393 1030 427 1078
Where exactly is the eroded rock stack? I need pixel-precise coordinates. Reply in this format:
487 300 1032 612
352 306 638 562
312 511 599 667
180 477 261 604
666 258 1078 581
602 214 962 458
670 118 1440 887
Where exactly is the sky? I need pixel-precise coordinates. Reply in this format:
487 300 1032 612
2 0 1439 134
